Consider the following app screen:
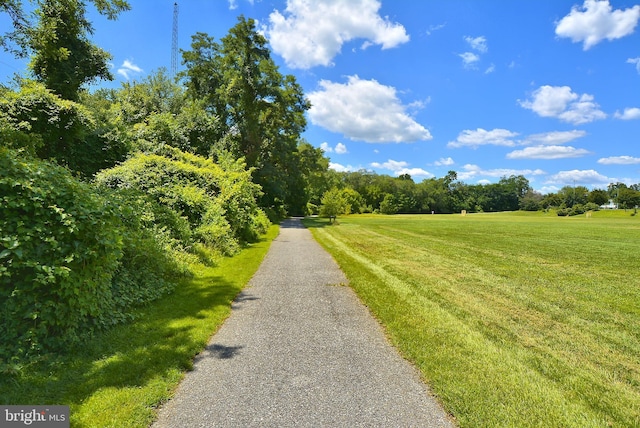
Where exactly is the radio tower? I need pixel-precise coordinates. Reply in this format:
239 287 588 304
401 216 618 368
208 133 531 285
171 2 179 77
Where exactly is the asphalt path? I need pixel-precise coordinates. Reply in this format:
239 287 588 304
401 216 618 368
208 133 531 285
152 218 455 427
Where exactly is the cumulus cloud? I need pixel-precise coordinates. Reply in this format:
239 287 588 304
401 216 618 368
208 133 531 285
506 145 591 160
457 164 545 181
434 157 455 166
597 155 640 165
614 107 640 120
335 142 348 154
370 159 433 178
307 75 432 143
519 85 606 124
458 35 488 69
547 169 611 185
329 162 357 172
320 142 349 154
264 0 409 69
523 130 587 145
555 0 640 50
459 52 480 68
117 60 143 80
447 128 518 149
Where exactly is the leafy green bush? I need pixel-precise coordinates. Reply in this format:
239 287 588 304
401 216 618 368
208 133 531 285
0 148 122 360
95 147 268 255
0 82 126 176
104 189 188 324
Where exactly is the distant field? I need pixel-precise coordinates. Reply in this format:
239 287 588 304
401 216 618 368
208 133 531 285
304 212 640 427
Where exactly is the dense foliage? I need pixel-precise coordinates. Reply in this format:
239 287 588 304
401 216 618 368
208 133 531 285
315 169 640 218
95 147 270 255
181 17 311 216
0 148 122 359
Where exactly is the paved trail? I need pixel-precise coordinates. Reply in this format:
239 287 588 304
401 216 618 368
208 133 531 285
152 218 455 427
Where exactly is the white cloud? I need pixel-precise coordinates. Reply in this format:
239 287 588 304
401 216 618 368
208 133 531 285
555 0 640 50
523 130 587 145
265 0 409 69
335 142 348 154
321 142 348 153
370 159 433 178
117 60 143 80
329 162 357 172
371 159 408 170
395 168 434 178
464 35 488 53
457 164 546 181
614 107 640 120
547 169 611 185
228 0 237 9
506 145 591 160
628 57 640 73
485 63 496 74
434 157 455 166
597 155 640 165
459 52 480 68
308 75 432 143
519 85 606 124
426 23 446 36
320 142 333 153
447 128 518 149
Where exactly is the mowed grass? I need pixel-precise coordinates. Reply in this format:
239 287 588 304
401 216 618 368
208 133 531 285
304 212 640 427
0 225 278 428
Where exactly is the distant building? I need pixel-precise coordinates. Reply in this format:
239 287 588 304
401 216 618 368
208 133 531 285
600 199 618 209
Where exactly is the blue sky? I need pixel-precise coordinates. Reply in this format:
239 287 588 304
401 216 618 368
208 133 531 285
2 0 640 193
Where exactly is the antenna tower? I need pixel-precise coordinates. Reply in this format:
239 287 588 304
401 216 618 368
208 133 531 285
171 2 179 77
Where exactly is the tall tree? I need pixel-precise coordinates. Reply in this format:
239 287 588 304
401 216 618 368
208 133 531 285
181 16 310 215
26 0 129 100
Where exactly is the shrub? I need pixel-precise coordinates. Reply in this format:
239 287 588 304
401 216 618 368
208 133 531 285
104 189 188 325
0 82 114 177
0 148 122 360
95 147 267 255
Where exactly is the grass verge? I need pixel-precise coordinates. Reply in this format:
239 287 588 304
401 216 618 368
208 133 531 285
0 225 279 428
304 213 640 427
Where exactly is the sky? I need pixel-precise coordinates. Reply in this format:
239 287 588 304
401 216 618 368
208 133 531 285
2 0 640 193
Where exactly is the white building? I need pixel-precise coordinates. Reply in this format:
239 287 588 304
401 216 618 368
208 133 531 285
600 199 618 209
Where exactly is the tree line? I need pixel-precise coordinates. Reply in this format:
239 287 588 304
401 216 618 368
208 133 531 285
315 170 640 216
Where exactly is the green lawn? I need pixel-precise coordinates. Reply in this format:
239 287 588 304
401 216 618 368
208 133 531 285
304 212 640 427
0 225 278 428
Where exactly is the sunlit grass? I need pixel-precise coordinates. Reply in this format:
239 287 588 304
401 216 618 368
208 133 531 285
304 213 640 427
0 225 278 428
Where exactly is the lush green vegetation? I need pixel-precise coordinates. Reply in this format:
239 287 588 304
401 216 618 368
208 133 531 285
1 1 312 367
305 212 640 427
0 225 278 427
320 170 640 216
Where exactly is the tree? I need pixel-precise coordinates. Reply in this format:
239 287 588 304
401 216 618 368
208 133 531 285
319 187 347 223
379 193 400 214
519 189 543 211
588 189 609 206
181 17 310 216
618 186 640 210
558 185 588 208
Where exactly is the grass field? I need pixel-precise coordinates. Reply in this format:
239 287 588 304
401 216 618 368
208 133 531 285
0 225 278 428
304 211 640 427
